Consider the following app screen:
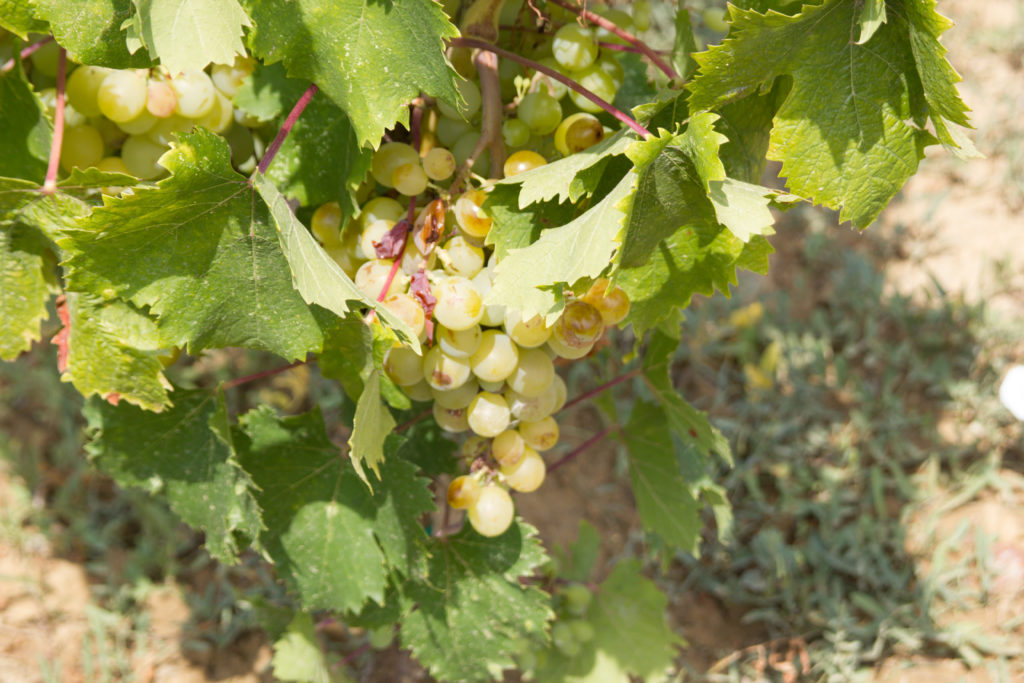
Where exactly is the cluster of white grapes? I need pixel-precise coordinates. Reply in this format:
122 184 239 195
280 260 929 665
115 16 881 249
31 49 256 181
312 169 629 538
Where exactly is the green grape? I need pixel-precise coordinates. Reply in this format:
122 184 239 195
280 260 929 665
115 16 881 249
38 89 87 128
633 0 652 31
434 276 485 331
66 65 111 117
433 403 470 433
437 77 482 120
441 235 484 279
562 583 593 616
568 619 595 643
472 269 506 327
451 131 490 176
508 348 554 398
367 625 395 650
551 621 580 657
547 334 593 360
437 323 483 359
116 108 157 135
581 278 631 325
567 65 617 114
359 196 405 228
503 309 551 348
123 135 171 179
502 118 531 148
551 373 567 413
554 113 604 156
96 156 130 175
505 385 557 422
432 377 479 409
447 474 482 509
519 416 559 451
596 55 625 89
371 142 419 187
423 147 456 181
467 391 511 438
703 6 730 33
59 125 104 172
552 300 605 348
171 70 217 118
552 23 598 71
30 40 61 77
436 114 472 147
492 429 526 469
392 161 429 197
354 259 408 300
311 201 343 246
97 69 148 123
592 7 636 45
503 150 546 178
210 56 255 98
470 330 519 383
478 378 505 393
498 58 525 100
401 379 433 402
360 218 394 260
384 344 424 387
454 189 493 238
501 445 545 493
383 292 426 339
146 114 194 146
195 90 233 134
90 116 127 148
531 58 568 100
467 484 514 537
517 92 561 136
423 345 473 392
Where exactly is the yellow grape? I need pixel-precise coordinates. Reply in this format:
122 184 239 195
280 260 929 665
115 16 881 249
382 292 426 339
447 475 482 509
383 345 424 387
468 484 514 537
423 147 456 181
59 125 104 172
470 330 519 383
371 142 419 187
392 162 429 197
503 150 546 178
422 346 473 392
433 403 470 433
454 189 493 238
432 378 480 410
467 391 511 438
508 348 554 398
311 202 343 246
554 113 604 156
551 300 605 349
501 447 546 493
492 429 526 469
518 416 559 451
581 278 631 325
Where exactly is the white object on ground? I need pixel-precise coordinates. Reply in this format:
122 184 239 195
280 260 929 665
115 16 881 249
999 365 1024 421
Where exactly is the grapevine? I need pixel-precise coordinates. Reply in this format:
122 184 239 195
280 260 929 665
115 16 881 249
0 0 972 680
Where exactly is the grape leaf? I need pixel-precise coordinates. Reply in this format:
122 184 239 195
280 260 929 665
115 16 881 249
613 52 660 113
271 612 350 683
618 221 773 334
488 171 635 323
388 420 459 478
253 172 418 351
506 130 633 207
61 130 327 359
856 0 886 44
62 292 173 410
33 0 151 68
347 368 395 485
670 4 698 81
622 399 702 553
0 65 51 183
400 521 552 682
236 407 433 612
240 63 371 216
709 177 774 242
241 0 460 147
0 0 48 38
130 0 251 73
714 82 783 183
84 389 263 562
688 0 946 227
482 184 575 261
318 317 410 410
533 560 681 682
0 224 53 360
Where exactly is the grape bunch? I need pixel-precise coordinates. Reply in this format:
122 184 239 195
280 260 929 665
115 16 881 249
23 40 258 182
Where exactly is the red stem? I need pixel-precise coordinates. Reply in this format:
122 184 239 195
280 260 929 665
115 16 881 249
1 36 55 74
561 367 642 412
447 37 651 138
548 0 681 81
395 408 431 433
41 48 67 196
222 360 304 390
377 197 416 303
598 41 671 56
548 424 620 473
257 83 318 176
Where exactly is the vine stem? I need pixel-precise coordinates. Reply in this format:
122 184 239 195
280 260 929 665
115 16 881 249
376 196 416 303
395 408 432 433
549 424 620 473
561 367 642 412
41 48 67 196
221 360 304 390
0 35 54 74
598 41 671 56
548 0 681 81
256 83 318 176
447 37 651 139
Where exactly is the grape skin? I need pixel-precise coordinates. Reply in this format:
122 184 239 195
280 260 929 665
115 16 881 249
519 416 560 451
433 403 470 433
422 346 473 392
501 447 546 493
508 348 554 398
447 475 482 509
467 391 511 438
468 484 515 537
470 330 519 383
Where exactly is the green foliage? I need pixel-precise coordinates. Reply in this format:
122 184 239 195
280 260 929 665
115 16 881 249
34 0 151 67
0 224 53 360
129 0 251 72
0 66 51 183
